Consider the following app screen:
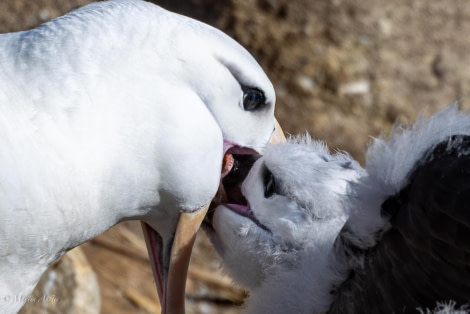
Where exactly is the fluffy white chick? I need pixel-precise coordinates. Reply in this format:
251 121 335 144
207 136 364 313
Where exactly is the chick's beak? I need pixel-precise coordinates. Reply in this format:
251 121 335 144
142 118 285 314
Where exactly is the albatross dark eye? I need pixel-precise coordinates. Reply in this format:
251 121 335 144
263 166 276 198
243 87 266 111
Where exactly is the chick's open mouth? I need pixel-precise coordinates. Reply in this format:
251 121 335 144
205 152 269 232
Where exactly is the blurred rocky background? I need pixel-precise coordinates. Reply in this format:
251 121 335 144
3 0 469 313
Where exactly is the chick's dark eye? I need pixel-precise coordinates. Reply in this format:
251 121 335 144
243 88 266 111
263 166 276 198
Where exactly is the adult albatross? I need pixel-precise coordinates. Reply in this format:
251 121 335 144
0 0 284 313
207 105 470 313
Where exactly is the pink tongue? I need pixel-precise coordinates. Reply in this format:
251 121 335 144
228 203 250 214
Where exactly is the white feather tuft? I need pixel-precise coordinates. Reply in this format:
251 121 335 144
345 104 470 249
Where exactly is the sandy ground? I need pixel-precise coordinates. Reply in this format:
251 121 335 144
3 0 470 313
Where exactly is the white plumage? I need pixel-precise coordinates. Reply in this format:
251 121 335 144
209 136 363 313
0 0 280 313
207 105 470 313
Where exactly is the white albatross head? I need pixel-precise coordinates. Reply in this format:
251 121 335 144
0 0 284 313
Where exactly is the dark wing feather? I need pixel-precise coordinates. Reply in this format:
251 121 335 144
328 135 470 313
